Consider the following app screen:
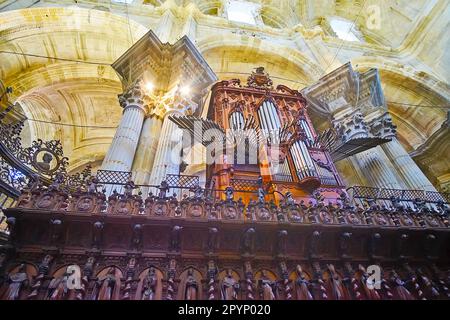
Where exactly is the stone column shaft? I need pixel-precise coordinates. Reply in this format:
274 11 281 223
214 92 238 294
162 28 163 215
382 139 437 191
148 114 183 188
353 146 406 189
101 105 145 172
131 115 163 185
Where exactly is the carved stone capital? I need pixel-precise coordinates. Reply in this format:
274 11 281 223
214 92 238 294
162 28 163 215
332 109 369 143
118 80 150 113
367 112 397 139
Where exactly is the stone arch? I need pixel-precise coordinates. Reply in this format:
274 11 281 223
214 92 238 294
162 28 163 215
0 7 147 172
16 77 122 172
351 57 450 99
260 6 290 29
196 35 324 86
0 7 148 88
194 0 223 16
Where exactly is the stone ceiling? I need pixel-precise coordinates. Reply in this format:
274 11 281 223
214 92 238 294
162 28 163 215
0 1 448 188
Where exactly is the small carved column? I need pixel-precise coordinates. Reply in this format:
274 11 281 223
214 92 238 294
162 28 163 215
244 261 255 300
101 81 148 173
166 259 177 300
403 263 425 300
280 261 292 300
122 258 137 300
77 256 96 300
28 254 53 299
382 138 437 191
311 262 328 300
207 260 218 300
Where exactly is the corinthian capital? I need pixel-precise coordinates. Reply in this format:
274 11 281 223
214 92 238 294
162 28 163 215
332 110 369 143
118 80 150 113
368 113 397 139
147 90 198 119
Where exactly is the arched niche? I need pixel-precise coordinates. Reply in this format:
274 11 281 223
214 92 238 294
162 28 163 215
177 267 203 300
135 267 164 300
0 262 37 300
218 268 241 300
45 264 81 300
91 266 123 300
322 265 350 300
254 269 278 300
288 265 314 300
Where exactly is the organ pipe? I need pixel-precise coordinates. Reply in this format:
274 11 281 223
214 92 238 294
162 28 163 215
299 118 314 144
230 111 244 131
290 140 317 180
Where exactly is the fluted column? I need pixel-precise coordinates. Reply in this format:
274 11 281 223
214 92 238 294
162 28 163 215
148 113 183 187
353 146 406 189
101 82 148 173
131 115 163 185
382 139 437 191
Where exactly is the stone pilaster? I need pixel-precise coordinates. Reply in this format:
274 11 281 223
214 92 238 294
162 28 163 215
101 81 148 173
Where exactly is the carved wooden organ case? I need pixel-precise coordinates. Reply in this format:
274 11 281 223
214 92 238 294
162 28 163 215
206 68 344 203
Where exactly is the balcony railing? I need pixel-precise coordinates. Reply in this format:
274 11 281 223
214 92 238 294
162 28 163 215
347 186 449 210
230 178 259 192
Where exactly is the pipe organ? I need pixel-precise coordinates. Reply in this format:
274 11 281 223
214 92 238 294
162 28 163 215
207 67 343 203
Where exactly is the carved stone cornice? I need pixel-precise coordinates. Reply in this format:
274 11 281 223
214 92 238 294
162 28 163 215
112 30 217 117
303 63 394 161
301 62 386 118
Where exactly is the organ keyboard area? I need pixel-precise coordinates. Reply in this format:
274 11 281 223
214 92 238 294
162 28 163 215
206 67 342 203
